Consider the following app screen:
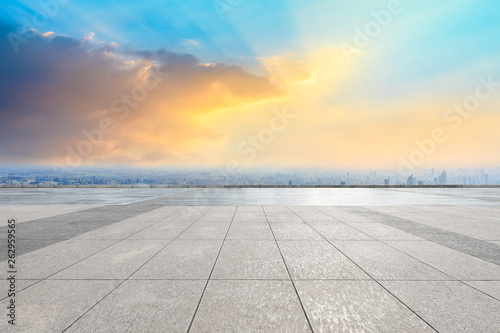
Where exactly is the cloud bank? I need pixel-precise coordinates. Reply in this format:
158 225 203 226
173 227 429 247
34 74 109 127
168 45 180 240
0 21 284 166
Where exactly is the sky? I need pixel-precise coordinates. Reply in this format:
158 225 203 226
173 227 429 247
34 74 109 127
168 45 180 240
0 0 499 172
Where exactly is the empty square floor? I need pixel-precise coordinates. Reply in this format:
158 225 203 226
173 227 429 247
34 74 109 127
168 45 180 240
1 188 500 332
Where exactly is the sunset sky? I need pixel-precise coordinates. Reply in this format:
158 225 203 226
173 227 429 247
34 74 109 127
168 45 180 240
1 0 499 170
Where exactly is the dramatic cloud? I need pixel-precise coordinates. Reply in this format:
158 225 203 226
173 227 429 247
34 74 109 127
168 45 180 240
0 21 284 166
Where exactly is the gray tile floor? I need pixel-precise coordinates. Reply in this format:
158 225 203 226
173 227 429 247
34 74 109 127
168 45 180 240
1 188 500 332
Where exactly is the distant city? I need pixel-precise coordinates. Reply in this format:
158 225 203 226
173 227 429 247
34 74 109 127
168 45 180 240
0 166 498 186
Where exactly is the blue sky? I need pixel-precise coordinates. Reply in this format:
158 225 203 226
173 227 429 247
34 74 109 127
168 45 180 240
2 0 499 73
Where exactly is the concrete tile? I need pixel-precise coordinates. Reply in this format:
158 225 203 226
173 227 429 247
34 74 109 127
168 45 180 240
0 240 115 279
0 239 56 260
264 211 304 223
387 241 500 280
366 206 410 213
137 205 185 216
177 222 230 240
296 280 434 332
315 207 376 223
349 222 424 240
262 206 291 213
388 210 500 241
113 206 179 221
66 280 205 333
340 206 373 213
270 222 323 240
287 206 319 214
382 281 500 333
131 240 222 279
226 222 274 240
232 211 268 223
9 279 40 290
296 215 338 224
73 218 158 240
128 219 191 240
212 240 289 279
289 206 343 223
50 240 169 279
364 211 500 265
210 206 238 212
195 214 234 223
30 211 138 223
0 280 40 302
313 206 350 216
190 280 310 332
195 207 236 223
0 205 102 224
292 214 339 224
437 207 500 223
234 206 265 214
16 220 128 240
464 281 500 300
334 241 449 280
278 241 369 279
309 222 374 240
0 280 120 332
169 208 211 224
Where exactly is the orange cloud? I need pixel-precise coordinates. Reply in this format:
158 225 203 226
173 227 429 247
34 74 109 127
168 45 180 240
0 25 286 167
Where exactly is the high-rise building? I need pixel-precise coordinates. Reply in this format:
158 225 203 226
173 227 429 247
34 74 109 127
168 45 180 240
407 175 415 186
439 171 447 185
384 179 390 185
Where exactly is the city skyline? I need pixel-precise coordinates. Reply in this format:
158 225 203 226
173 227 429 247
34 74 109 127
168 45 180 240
1 1 500 170
1 165 498 186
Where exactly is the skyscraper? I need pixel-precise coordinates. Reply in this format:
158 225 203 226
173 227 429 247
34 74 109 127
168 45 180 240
439 171 447 185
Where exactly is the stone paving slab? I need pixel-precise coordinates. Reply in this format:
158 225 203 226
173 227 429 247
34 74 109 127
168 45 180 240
270 222 324 240
381 281 500 333
464 281 500 300
49 240 170 280
295 280 436 332
348 222 424 241
1 280 121 332
387 240 500 280
178 222 231 240
190 280 311 332
278 240 369 280
226 222 275 240
127 219 192 240
333 241 449 281
0 205 103 225
360 210 500 265
308 222 375 241
211 240 289 280
131 240 223 280
65 280 206 333
1 239 116 280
